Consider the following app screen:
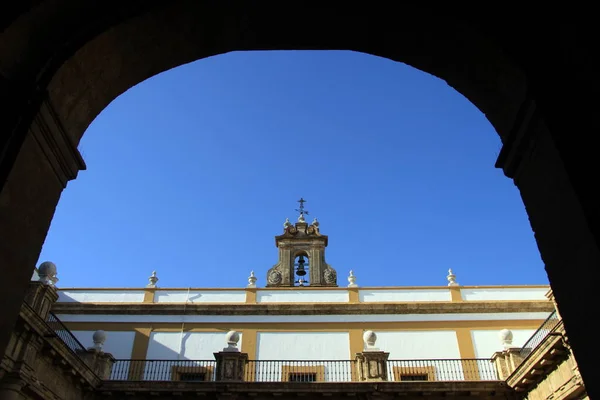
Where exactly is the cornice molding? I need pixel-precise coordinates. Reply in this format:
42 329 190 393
30 96 86 188
52 300 554 316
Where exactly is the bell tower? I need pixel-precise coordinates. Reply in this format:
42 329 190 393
266 199 338 287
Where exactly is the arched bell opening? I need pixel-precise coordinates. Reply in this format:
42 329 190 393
293 252 310 286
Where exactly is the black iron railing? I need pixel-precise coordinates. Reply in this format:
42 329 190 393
246 360 355 382
387 359 498 381
519 310 560 358
111 359 217 381
46 311 87 356
110 358 498 382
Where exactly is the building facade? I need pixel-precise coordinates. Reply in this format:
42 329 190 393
0 212 587 398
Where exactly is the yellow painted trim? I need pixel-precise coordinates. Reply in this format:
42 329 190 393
349 329 364 357
131 328 152 358
129 328 152 380
348 288 359 303
241 329 257 360
245 289 257 304
449 287 463 302
63 319 545 333
143 289 155 303
455 328 480 380
455 328 476 359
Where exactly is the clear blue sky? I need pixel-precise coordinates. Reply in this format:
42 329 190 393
37 50 548 288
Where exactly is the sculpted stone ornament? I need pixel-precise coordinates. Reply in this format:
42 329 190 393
267 270 282 285
324 268 337 285
285 225 298 235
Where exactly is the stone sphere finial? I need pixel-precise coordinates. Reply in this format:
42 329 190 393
90 330 106 351
447 268 459 286
363 330 379 351
347 270 358 287
284 218 292 229
298 213 306 223
499 329 514 349
224 330 241 352
311 217 319 227
247 270 257 288
38 261 59 286
147 271 158 288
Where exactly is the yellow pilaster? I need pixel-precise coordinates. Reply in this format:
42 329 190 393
449 287 463 302
348 288 359 303
245 288 257 304
455 328 480 380
241 329 257 360
143 289 155 303
129 327 152 379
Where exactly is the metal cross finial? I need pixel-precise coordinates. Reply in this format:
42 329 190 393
295 198 309 216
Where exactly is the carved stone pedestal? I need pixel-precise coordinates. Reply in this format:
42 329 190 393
214 351 249 381
355 351 390 382
24 281 58 320
76 349 115 379
492 347 525 380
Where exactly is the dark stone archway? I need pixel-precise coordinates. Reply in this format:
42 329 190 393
1 3 598 395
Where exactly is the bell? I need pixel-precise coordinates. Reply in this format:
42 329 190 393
296 256 307 276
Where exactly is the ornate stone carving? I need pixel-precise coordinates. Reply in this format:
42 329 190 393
348 270 358 287
147 271 159 287
447 269 459 286
324 268 337 285
267 270 282 285
247 271 257 288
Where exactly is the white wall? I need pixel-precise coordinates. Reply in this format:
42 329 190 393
58 290 146 303
359 289 451 302
373 331 460 359
146 331 241 360
471 329 537 358
257 290 349 303
255 332 350 382
256 332 349 360
154 290 246 303
141 331 240 381
461 288 549 301
71 330 136 358
373 331 462 381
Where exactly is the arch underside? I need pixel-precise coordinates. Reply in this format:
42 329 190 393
0 2 599 396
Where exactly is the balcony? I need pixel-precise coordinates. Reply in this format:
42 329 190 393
109 358 499 382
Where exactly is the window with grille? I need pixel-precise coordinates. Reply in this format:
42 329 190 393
171 366 213 382
179 372 207 381
392 366 435 382
288 372 317 382
400 373 429 381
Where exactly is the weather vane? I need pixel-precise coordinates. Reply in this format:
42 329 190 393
295 197 309 216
